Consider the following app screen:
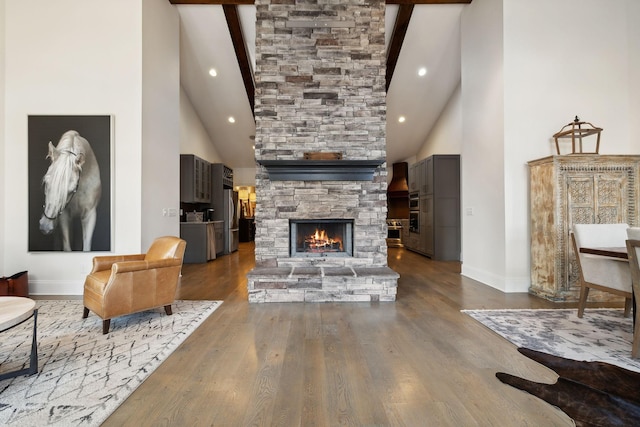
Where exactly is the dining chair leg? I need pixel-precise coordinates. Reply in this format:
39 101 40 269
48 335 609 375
624 297 632 318
577 285 590 318
633 320 640 358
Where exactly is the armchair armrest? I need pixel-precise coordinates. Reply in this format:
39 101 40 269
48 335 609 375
91 254 145 273
111 257 183 274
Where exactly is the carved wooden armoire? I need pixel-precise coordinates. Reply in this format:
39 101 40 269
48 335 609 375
528 154 640 301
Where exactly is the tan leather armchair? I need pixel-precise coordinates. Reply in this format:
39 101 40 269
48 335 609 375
83 236 187 334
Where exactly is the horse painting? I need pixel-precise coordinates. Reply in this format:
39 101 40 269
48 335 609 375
39 130 102 251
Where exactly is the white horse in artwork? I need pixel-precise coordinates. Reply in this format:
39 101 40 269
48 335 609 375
39 130 102 251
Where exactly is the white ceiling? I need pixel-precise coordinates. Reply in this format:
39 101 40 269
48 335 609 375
177 4 464 169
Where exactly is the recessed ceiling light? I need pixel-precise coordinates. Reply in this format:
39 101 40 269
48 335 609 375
228 117 235 124
398 116 406 123
418 67 427 77
209 68 217 77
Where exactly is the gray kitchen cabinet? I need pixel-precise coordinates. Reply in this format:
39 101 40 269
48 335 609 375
180 222 218 263
420 194 434 255
408 162 419 194
405 155 460 261
423 156 433 196
409 157 431 196
180 154 211 203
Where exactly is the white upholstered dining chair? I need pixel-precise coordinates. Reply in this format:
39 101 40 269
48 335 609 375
571 223 632 318
626 227 640 358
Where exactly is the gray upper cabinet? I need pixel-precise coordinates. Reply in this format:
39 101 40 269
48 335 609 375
408 162 419 193
180 154 211 203
423 156 433 196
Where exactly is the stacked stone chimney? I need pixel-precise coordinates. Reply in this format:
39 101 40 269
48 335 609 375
247 0 399 302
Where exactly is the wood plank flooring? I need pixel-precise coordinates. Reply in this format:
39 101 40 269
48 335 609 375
103 243 583 426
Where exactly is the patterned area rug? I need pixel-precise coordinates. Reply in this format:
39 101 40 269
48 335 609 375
0 299 221 426
462 308 640 373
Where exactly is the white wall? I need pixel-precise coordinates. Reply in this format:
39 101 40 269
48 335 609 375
460 0 640 293
629 0 640 134
460 0 507 290
234 167 257 187
141 0 180 251
0 1 5 276
503 0 638 291
416 83 462 160
180 87 222 163
2 0 175 295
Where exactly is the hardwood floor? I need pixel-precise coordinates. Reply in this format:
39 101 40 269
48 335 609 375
103 243 579 426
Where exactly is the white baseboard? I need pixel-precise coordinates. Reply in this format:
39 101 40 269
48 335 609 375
461 265 530 293
28 279 84 296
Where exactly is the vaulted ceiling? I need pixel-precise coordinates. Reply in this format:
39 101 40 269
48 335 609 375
170 1 471 169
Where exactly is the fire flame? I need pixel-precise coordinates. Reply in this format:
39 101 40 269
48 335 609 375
305 228 343 251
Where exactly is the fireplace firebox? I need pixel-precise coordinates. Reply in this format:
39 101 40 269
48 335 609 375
290 219 354 257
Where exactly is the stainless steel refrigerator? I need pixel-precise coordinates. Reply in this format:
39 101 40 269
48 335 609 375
224 189 239 253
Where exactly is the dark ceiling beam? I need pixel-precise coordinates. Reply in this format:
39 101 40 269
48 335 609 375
223 4 255 113
386 4 413 92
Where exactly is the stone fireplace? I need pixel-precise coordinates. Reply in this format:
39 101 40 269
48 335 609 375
247 0 399 302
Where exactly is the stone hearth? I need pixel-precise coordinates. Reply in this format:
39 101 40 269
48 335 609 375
247 0 399 303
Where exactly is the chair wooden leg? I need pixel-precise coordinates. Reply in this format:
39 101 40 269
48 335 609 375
82 307 89 319
102 319 111 335
633 312 640 358
577 285 590 318
624 297 633 318
164 305 172 316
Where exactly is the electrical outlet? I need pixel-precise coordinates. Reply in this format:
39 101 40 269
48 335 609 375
168 208 178 217
465 207 474 216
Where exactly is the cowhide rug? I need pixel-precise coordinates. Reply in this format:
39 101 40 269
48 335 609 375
497 347 640 427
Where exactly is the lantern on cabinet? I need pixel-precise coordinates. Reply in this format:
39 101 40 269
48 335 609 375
553 116 602 155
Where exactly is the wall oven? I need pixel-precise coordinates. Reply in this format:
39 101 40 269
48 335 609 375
409 192 419 233
409 211 419 233
409 192 419 210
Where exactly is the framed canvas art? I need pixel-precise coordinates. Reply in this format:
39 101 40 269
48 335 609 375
28 115 112 252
